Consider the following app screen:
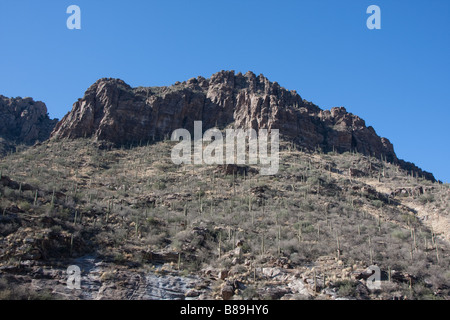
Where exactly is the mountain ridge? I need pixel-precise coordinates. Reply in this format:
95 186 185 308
0 95 58 155
0 75 448 299
49 70 437 182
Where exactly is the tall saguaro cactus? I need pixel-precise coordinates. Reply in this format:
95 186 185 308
336 232 341 260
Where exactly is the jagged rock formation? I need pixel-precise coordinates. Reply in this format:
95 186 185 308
0 95 58 154
50 70 435 181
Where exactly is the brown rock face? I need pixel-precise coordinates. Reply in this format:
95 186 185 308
0 95 57 149
51 70 435 181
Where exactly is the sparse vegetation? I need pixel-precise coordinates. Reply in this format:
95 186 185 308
0 138 448 300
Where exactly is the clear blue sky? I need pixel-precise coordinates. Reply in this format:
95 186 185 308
0 0 449 182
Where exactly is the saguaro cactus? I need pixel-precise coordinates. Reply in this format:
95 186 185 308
435 243 440 264
368 236 373 265
297 223 302 243
277 226 281 256
336 232 341 260
218 232 222 259
388 266 391 282
261 233 265 257
70 234 74 256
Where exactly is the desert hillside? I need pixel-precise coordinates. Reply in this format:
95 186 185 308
0 137 448 300
0 72 448 300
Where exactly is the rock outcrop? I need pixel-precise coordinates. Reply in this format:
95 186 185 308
0 95 58 154
50 70 435 181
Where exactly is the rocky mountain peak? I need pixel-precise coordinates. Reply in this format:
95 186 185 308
0 95 58 154
50 71 436 181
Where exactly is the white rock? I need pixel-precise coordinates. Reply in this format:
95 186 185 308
288 279 312 296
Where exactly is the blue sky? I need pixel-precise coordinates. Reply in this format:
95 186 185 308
0 0 449 182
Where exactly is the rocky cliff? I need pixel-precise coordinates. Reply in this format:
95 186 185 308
0 95 58 154
50 70 436 181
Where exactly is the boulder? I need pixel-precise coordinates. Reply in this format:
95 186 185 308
288 279 312 297
221 284 234 300
218 270 228 280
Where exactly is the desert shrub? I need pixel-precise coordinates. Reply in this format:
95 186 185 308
289 252 307 265
241 286 259 300
392 230 409 241
334 280 357 297
280 238 299 255
50 225 62 233
371 200 383 208
153 180 167 190
113 252 126 264
144 233 167 247
0 278 53 300
0 222 19 237
413 282 443 300
418 194 434 204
